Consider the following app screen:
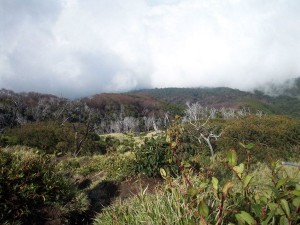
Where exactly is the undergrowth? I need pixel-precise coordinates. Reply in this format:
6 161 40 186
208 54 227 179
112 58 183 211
0 146 88 224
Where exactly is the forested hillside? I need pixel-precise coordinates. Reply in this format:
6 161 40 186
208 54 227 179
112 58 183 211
1 81 300 133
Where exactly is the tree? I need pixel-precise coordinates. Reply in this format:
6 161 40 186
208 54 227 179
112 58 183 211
184 102 223 157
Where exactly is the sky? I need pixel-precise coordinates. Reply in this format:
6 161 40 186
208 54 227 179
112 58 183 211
1 0 300 98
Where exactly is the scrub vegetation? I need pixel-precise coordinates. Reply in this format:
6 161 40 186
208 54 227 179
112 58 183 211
0 87 299 224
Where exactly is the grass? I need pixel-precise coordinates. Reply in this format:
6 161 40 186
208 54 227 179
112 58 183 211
56 152 136 181
100 131 162 147
93 185 197 225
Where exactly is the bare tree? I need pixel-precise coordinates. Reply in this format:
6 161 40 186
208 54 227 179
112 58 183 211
109 120 122 133
163 112 170 127
184 102 222 157
123 116 139 132
189 117 222 157
72 119 94 157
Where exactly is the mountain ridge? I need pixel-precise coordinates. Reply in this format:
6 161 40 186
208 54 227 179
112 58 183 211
1 78 300 129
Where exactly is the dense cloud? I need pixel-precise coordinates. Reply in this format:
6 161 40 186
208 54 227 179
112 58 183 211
1 0 300 98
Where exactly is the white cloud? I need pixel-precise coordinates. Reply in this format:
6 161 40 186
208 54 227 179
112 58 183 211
0 0 300 97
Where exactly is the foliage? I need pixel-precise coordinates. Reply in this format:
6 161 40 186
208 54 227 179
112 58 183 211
135 133 176 177
0 146 88 224
135 116 213 178
104 135 121 152
217 115 300 161
3 121 102 156
94 149 300 225
186 149 300 225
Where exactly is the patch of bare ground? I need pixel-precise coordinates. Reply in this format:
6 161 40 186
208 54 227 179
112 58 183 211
117 175 163 200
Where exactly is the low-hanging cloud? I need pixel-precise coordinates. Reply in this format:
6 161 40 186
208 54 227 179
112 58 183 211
1 0 300 98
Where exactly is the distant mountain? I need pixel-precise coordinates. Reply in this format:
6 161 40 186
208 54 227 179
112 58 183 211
1 80 300 131
132 85 300 118
131 87 252 108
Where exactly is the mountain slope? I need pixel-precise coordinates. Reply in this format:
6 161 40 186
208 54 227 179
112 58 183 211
132 86 300 117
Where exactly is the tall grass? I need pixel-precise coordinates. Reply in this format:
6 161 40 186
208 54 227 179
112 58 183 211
93 187 197 225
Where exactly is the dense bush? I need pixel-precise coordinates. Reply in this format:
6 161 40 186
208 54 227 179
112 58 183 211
217 115 300 161
104 136 121 152
135 134 177 177
135 118 223 178
2 121 102 156
0 147 88 224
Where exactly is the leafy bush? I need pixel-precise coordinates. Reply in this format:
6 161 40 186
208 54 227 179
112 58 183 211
135 118 221 178
135 134 177 177
217 115 300 161
104 136 121 152
0 146 88 224
3 121 102 155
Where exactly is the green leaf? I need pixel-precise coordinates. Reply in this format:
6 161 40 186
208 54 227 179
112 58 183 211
159 168 167 178
251 204 262 218
212 177 219 192
245 143 254 150
262 210 276 225
279 216 289 225
243 175 253 189
182 161 191 168
236 214 245 225
276 178 287 189
280 199 290 218
222 181 234 197
233 163 245 178
199 182 208 190
171 141 177 148
236 211 255 225
198 200 209 218
227 149 237 166
292 190 300 197
166 135 171 143
187 187 198 198
292 197 300 208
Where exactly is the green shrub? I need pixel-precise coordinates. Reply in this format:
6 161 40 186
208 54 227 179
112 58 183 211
0 135 20 146
0 147 88 224
135 134 178 177
4 121 102 156
104 136 121 152
217 115 300 161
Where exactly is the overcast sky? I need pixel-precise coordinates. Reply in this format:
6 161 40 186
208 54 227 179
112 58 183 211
1 0 300 98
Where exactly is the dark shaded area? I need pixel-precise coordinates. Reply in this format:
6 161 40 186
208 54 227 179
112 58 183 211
78 178 92 190
70 180 119 225
87 180 119 213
